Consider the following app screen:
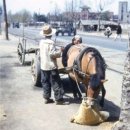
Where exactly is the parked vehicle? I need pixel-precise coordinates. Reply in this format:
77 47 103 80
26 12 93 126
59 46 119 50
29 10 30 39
13 22 20 28
55 22 76 36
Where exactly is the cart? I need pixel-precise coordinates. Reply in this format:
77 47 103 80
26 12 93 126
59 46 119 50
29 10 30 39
17 37 69 87
17 37 41 86
17 38 39 65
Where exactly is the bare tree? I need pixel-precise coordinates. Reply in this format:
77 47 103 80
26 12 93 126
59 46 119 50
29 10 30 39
63 0 80 23
22 10 32 23
48 1 61 22
7 11 13 23
8 9 32 24
95 0 112 31
53 3 61 21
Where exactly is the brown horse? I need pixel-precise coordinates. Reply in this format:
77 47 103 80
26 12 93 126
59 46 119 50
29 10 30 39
67 44 107 107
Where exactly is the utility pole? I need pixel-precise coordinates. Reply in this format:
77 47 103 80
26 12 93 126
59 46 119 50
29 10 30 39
0 6 2 35
3 0 9 40
71 0 75 27
72 0 74 20
97 0 104 31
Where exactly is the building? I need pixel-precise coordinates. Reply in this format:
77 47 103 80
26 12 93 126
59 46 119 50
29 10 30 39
118 1 129 23
80 5 90 20
126 11 130 23
78 20 118 31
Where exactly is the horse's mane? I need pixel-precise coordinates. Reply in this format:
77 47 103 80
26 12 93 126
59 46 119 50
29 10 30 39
74 47 107 79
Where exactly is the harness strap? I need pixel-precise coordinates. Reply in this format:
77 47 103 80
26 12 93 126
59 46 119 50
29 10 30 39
73 68 83 97
74 47 107 72
86 56 94 74
73 66 90 78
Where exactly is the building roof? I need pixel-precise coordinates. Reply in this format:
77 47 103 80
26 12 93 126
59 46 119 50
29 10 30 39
80 5 90 10
80 20 118 25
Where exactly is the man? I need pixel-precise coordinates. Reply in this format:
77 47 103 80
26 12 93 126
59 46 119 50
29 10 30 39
115 23 122 41
39 24 68 105
62 35 82 67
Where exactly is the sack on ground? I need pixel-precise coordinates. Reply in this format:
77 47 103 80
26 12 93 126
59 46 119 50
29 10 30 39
70 99 109 125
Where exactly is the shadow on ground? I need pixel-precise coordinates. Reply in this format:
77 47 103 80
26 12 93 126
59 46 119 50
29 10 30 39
32 75 120 121
62 77 121 122
61 77 85 94
103 99 120 122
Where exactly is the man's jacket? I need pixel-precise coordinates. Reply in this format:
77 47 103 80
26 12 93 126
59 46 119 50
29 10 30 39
39 39 61 70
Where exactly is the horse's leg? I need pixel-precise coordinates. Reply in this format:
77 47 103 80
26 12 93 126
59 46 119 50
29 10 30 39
69 76 82 99
99 85 106 107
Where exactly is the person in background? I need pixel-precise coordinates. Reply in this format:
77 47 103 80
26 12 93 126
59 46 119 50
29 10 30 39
115 23 122 41
104 26 112 38
39 24 68 105
62 35 82 67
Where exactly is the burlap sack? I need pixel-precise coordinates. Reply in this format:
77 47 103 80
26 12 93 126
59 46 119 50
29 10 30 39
70 98 109 125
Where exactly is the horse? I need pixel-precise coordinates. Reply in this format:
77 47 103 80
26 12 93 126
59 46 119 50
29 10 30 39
66 44 107 107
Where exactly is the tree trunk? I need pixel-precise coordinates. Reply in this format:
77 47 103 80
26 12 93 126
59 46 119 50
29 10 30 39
111 41 130 129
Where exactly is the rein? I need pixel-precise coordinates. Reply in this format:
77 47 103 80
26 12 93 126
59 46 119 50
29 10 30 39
72 55 95 98
86 55 95 74
73 65 90 78
73 68 83 97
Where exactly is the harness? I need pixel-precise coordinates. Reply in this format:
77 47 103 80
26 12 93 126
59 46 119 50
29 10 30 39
72 49 95 97
67 46 107 96
73 47 96 79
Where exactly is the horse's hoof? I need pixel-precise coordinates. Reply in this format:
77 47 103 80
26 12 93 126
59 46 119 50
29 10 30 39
74 97 79 100
74 96 82 101
78 96 82 100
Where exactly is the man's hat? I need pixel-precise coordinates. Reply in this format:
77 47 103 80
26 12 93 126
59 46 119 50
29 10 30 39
40 24 56 36
74 35 82 43
74 35 81 40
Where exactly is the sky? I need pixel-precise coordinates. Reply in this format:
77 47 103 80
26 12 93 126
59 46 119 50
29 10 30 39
0 0 129 15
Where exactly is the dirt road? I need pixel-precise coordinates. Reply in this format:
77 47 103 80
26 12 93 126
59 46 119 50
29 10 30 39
0 36 122 130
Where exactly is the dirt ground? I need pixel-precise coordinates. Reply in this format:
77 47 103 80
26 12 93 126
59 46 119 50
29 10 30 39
0 36 122 130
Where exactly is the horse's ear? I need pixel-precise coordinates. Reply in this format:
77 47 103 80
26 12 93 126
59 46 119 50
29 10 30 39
101 79 108 83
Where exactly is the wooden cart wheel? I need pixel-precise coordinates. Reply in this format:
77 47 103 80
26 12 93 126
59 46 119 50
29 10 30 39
31 52 41 87
17 43 25 65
